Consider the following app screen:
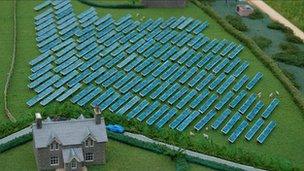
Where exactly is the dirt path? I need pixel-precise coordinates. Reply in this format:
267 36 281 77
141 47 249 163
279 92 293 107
247 0 304 41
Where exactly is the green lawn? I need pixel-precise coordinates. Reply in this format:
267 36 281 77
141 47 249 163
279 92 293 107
0 140 214 171
1 0 304 169
265 0 304 32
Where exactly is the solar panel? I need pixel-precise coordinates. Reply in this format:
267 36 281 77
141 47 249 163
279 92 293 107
261 98 279 119
238 93 257 114
194 109 217 131
246 101 264 121
176 89 197 109
198 94 218 114
146 105 169 125
228 120 248 143
211 109 231 129
257 121 276 144
245 118 264 141
215 91 235 110
156 108 178 128
109 92 133 112
137 101 160 122
117 96 141 115
190 89 210 109
176 111 200 131
169 108 192 129
221 112 242 134
229 90 247 109
127 100 149 120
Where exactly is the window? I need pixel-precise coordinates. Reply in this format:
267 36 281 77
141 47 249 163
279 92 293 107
50 141 59 151
85 138 94 147
71 160 77 170
50 156 59 166
85 153 94 162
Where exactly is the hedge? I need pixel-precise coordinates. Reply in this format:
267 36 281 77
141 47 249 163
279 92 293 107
252 36 272 50
225 15 248 32
191 0 304 116
0 133 32 153
77 0 145 9
0 114 34 139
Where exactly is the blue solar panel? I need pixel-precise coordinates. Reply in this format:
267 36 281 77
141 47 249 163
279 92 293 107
160 64 180 81
185 52 203 68
239 93 257 114
168 87 188 105
124 57 143 72
127 100 150 120
211 109 231 129
154 43 171 58
177 17 194 30
28 72 53 89
137 101 161 121
27 87 54 107
34 75 61 93
179 67 198 84
156 108 178 128
99 92 120 111
190 89 210 109
57 83 82 102
67 69 91 88
95 68 118 84
188 70 207 87
176 89 197 109
77 87 101 107
146 105 169 125
229 90 247 109
261 98 280 119
54 70 79 88
109 92 133 112
176 111 200 131
228 120 248 143
245 118 264 141
208 73 226 90
150 81 170 100
233 61 249 78
70 84 95 103
196 73 214 91
90 88 114 106
246 101 264 121
215 91 235 110
185 19 200 32
228 45 244 59
193 37 209 50
117 96 141 115
152 61 172 77
177 35 192 47
159 83 181 102
232 75 249 92
160 46 179 61
120 76 142 94
169 108 192 129
137 19 153 32
257 121 276 144
193 21 208 34
246 72 263 90
216 75 235 95
194 109 217 131
220 42 236 56
113 72 136 89
212 58 229 74
160 17 176 29
135 57 154 72
221 112 242 134
167 66 187 84
198 94 218 114
147 18 163 31
170 16 186 29
160 31 178 44
171 47 189 61
141 60 160 76
196 52 214 68
187 34 203 47
139 79 161 97
202 39 218 53
133 75 155 93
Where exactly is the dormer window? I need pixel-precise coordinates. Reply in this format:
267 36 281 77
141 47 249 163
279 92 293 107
85 138 94 147
50 141 59 151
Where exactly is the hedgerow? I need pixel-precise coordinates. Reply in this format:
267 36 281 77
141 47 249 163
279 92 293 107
225 15 248 32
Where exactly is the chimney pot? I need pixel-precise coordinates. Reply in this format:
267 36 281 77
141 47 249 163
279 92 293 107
35 113 42 129
94 106 101 125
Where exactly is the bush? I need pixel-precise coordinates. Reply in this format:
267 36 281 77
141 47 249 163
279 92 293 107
281 69 300 89
285 33 304 44
252 36 272 50
279 42 299 54
273 51 304 67
225 15 248 32
175 157 189 171
248 9 264 20
267 21 292 33
0 114 34 138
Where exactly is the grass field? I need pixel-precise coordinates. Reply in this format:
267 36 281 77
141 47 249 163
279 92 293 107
1 0 304 169
265 0 304 32
0 140 213 171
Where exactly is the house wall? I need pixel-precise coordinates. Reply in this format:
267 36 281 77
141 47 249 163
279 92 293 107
64 160 83 171
82 142 106 165
35 145 64 171
141 0 186 8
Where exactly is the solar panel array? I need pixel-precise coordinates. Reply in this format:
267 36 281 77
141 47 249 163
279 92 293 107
28 0 279 144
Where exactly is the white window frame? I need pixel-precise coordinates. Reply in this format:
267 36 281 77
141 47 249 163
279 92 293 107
50 156 59 166
71 160 77 170
85 153 94 162
50 141 59 151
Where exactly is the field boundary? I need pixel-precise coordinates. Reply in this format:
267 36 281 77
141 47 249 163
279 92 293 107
3 0 16 122
192 0 304 116
247 0 304 41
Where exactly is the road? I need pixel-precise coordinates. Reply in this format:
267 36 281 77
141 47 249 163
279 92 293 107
247 0 304 41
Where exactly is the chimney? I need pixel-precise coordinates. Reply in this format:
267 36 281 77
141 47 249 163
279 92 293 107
35 113 42 129
94 106 101 125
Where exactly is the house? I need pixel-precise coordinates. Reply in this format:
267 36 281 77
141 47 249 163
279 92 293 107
32 107 108 171
141 0 186 8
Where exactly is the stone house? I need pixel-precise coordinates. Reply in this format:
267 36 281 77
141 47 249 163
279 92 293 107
32 107 108 171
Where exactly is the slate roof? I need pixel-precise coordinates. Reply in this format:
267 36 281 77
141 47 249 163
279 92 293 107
62 147 84 163
32 117 108 148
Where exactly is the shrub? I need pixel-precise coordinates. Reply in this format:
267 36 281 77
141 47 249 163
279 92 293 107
285 33 304 44
0 114 34 138
175 157 189 171
225 15 248 32
281 69 300 89
279 42 299 54
0 133 32 153
248 9 264 20
267 21 292 33
273 51 304 67
252 36 272 50
77 0 144 9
